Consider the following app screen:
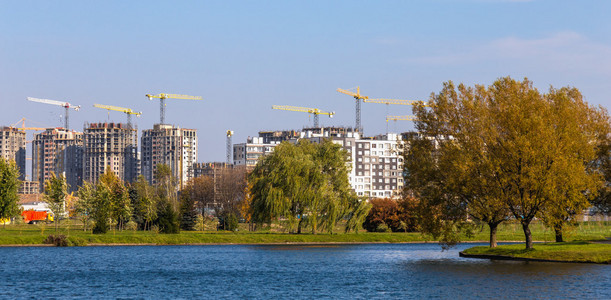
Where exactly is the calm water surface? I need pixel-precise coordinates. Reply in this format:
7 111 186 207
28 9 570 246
0 243 609 299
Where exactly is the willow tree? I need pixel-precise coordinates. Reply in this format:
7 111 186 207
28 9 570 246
249 139 357 234
408 77 608 249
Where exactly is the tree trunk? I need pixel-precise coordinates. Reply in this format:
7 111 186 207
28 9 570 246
488 222 499 248
554 224 563 243
521 222 534 250
297 218 303 234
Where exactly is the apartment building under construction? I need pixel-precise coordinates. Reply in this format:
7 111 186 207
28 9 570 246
141 124 197 188
83 122 138 184
32 128 83 192
0 127 26 180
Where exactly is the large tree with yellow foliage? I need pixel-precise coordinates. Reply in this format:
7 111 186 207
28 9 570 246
406 77 609 249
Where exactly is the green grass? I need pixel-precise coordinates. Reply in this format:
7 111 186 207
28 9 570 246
0 220 609 246
462 241 611 264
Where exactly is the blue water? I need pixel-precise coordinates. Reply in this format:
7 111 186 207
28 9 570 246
0 243 609 299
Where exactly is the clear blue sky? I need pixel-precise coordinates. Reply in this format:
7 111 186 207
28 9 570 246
2 0 610 163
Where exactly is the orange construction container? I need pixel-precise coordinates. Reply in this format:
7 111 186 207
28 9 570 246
21 210 49 224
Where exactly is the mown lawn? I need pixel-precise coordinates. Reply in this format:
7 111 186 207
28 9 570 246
462 241 611 264
0 220 609 246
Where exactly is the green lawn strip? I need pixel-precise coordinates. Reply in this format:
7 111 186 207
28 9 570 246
461 241 611 264
1 221 609 246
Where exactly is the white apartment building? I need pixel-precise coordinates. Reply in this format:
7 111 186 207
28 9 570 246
233 136 278 169
233 127 405 199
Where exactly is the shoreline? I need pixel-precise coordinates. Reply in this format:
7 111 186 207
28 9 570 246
458 251 611 265
0 240 536 247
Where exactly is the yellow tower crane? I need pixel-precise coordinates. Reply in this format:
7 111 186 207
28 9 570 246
385 115 418 134
10 118 47 131
272 105 335 128
93 104 142 129
386 115 418 122
145 93 203 124
337 86 425 133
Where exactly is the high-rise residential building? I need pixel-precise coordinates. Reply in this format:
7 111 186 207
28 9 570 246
0 127 26 180
83 122 138 184
233 127 405 199
32 128 83 192
141 124 197 188
19 180 40 194
232 136 278 169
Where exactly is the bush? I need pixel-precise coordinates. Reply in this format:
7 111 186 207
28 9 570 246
93 219 109 234
125 220 138 231
218 212 239 231
376 223 391 232
195 214 205 231
43 234 69 247
363 198 419 232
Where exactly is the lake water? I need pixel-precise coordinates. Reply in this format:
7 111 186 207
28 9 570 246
0 243 609 299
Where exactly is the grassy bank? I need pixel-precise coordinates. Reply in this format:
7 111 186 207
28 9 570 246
0 221 609 246
461 241 611 264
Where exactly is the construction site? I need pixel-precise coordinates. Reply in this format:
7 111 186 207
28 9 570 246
0 87 423 200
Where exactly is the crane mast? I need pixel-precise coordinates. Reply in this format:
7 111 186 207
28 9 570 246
145 93 203 124
27 97 81 130
226 130 234 164
271 105 335 128
336 87 367 133
337 87 425 134
93 104 142 129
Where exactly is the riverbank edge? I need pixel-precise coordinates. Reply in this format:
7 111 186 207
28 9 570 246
459 247 611 265
0 240 538 247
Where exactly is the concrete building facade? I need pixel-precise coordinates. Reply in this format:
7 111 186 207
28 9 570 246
19 180 40 194
0 127 26 180
32 128 83 192
232 136 278 169
83 122 138 184
141 124 197 188
233 127 405 199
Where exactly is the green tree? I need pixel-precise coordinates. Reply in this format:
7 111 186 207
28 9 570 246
155 164 179 233
0 159 21 228
591 136 611 215
249 139 358 234
91 182 111 234
408 77 608 249
179 178 200 231
99 168 131 230
75 181 96 231
44 172 68 232
129 175 156 231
